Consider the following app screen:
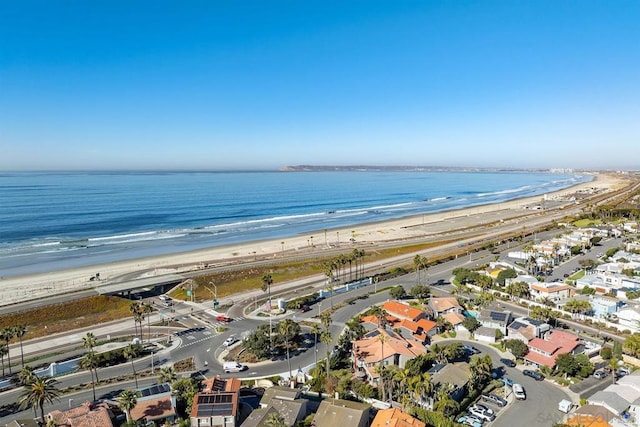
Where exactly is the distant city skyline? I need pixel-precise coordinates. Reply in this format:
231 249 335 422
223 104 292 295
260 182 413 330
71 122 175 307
1 2 639 171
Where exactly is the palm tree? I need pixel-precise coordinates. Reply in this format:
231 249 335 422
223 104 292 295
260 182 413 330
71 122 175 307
414 255 427 286
370 305 388 328
118 389 138 424
142 303 153 343
13 324 27 367
408 373 433 407
278 320 296 380
82 332 99 383
129 302 142 338
265 411 287 427
79 352 99 402
0 343 7 376
18 365 35 386
123 344 140 388
320 329 333 377
312 324 321 368
469 354 493 391
262 274 274 348
18 375 60 425
0 326 15 374
158 366 177 384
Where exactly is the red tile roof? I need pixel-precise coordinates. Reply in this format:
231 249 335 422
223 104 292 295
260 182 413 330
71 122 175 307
130 397 175 422
528 338 560 355
383 301 424 321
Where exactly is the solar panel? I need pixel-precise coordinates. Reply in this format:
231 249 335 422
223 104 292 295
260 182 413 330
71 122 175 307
196 403 234 417
491 312 507 322
197 394 233 404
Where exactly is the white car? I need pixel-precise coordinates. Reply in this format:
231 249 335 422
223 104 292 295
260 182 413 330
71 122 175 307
469 405 495 422
223 337 237 347
513 383 526 400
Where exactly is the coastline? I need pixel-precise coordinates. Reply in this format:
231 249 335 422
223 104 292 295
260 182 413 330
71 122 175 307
0 172 627 306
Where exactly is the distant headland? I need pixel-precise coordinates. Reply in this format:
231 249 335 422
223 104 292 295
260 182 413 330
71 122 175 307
280 165 569 173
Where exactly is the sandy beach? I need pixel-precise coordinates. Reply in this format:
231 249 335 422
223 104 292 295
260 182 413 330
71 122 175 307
0 172 628 306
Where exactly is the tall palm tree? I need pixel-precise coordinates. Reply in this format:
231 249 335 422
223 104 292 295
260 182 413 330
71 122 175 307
79 352 99 402
469 354 493 391
278 320 295 380
18 375 60 425
370 305 388 328
129 302 141 338
13 324 27 367
0 326 15 374
123 344 140 388
142 303 153 343
311 324 321 368
414 255 428 286
320 329 332 377
158 366 177 385
82 332 99 382
408 373 433 407
0 343 7 376
118 390 138 424
262 274 274 348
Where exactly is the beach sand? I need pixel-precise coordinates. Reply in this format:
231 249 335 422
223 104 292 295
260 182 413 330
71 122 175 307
0 172 628 306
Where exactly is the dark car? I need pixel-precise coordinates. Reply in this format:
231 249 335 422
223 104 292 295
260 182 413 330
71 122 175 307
463 344 481 355
299 305 311 313
500 358 516 368
523 369 545 381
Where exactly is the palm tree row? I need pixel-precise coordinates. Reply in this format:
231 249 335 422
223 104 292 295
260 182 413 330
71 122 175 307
323 249 367 286
0 324 27 376
129 302 153 342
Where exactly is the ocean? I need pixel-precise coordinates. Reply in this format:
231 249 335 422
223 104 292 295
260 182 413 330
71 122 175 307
0 170 592 277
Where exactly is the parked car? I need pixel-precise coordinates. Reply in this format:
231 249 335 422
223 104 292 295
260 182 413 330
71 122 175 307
513 383 526 400
463 344 481 355
482 393 507 407
502 377 514 387
523 369 545 381
469 405 495 422
457 415 484 427
594 370 608 380
500 358 516 368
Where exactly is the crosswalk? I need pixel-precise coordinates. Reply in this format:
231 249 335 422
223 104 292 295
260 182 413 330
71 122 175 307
174 317 247 348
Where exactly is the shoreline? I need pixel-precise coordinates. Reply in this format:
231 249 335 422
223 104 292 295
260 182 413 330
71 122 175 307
0 172 627 306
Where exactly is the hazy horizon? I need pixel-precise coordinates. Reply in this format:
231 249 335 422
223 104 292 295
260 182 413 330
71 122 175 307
2 2 639 171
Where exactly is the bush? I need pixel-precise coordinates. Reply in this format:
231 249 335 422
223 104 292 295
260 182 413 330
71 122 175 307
601 346 613 360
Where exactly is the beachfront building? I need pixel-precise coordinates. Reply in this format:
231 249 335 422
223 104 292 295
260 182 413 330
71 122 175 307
576 272 640 295
191 377 241 427
352 328 425 385
524 330 584 369
590 296 622 320
617 306 640 330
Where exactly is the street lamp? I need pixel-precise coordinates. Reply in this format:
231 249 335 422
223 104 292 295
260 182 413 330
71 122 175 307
209 281 218 308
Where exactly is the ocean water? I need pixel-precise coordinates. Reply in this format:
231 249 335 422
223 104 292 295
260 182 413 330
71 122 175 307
0 170 592 277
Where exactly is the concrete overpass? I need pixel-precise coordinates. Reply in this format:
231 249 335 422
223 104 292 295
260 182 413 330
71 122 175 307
96 273 187 297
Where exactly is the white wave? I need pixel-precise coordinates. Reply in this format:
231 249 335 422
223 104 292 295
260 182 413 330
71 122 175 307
88 231 158 242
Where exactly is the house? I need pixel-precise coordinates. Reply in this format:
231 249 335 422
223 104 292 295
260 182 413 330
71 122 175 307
241 386 308 427
352 328 426 384
371 408 425 427
442 312 466 332
474 326 498 343
565 404 614 427
507 317 551 343
191 377 241 427
382 301 428 322
47 402 114 427
428 362 470 402
590 296 621 320
126 383 176 426
617 306 640 330
428 297 463 318
529 282 573 302
478 306 512 334
393 317 438 343
312 398 371 427
524 330 584 369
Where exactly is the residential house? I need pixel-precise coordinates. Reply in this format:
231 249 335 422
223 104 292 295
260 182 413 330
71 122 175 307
474 326 498 344
529 282 573 302
312 398 371 427
478 306 512 334
129 383 177 426
428 297 463 318
47 402 114 427
371 408 425 427
506 317 551 343
524 330 584 369
382 301 428 322
576 272 640 295
505 274 540 289
442 312 466 332
617 306 640 330
191 377 241 427
241 386 308 427
428 362 470 403
352 328 426 384
590 296 621 320
565 405 614 427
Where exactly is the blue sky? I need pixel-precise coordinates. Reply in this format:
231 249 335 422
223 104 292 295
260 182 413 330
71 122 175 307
1 1 639 171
